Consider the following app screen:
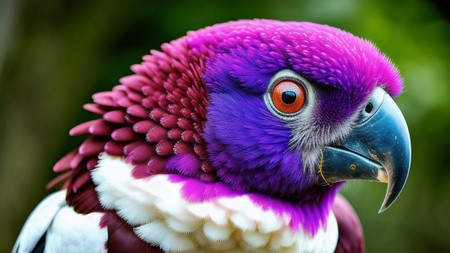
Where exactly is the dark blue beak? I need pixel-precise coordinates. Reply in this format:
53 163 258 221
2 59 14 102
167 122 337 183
318 88 411 212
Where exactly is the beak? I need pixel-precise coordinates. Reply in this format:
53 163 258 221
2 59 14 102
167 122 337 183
318 88 411 213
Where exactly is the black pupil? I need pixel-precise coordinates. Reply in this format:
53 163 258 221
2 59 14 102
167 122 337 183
281 91 297 104
365 102 374 113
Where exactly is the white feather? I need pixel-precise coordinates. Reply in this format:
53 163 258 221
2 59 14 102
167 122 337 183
115 196 157 226
206 205 228 226
165 217 199 233
14 190 107 253
270 229 296 249
192 229 209 247
153 198 185 218
135 220 196 252
186 202 216 219
134 220 168 245
13 191 66 253
257 210 283 233
202 221 232 242
230 212 256 231
44 206 107 253
241 230 270 248
207 236 237 251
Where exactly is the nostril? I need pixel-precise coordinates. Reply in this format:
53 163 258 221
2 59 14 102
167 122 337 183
365 102 374 114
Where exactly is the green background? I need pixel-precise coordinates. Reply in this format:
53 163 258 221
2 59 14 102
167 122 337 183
1 0 449 252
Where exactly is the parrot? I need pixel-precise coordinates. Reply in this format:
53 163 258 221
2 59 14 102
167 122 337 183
13 19 411 253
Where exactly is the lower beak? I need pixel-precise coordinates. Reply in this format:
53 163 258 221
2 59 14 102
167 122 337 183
318 88 411 212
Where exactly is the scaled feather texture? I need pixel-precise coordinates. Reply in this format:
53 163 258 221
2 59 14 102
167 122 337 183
14 19 405 253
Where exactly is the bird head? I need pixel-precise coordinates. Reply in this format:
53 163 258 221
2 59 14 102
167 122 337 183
186 20 410 211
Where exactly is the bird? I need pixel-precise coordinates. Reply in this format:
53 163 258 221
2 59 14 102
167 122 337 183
13 19 411 253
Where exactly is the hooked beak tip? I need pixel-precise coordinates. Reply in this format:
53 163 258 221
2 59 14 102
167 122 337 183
317 88 411 213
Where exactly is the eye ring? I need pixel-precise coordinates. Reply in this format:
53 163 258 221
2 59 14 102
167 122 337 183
271 80 306 114
264 69 312 120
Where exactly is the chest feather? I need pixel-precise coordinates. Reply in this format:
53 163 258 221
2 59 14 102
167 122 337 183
92 153 338 252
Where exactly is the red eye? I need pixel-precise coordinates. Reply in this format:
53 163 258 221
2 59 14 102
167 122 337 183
271 80 306 114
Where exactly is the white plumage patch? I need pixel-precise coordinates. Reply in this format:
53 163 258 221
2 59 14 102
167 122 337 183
44 206 107 253
13 190 107 253
92 153 338 252
13 191 66 253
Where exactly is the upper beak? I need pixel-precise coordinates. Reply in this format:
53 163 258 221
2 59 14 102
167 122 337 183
318 88 411 212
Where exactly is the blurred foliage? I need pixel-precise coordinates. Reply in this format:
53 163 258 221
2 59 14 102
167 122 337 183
1 0 449 252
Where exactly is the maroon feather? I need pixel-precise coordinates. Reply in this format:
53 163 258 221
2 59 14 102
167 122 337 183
194 144 207 160
201 161 214 173
133 120 156 134
200 172 217 182
72 172 92 193
141 97 158 109
120 75 148 91
93 94 118 107
126 90 144 103
145 126 167 143
149 108 165 121
117 97 134 108
147 157 167 174
155 140 174 156
126 143 155 163
177 118 193 130
67 183 103 214
131 164 151 179
69 153 85 169
181 130 195 143
111 127 138 141
124 140 146 155
167 128 182 140
333 194 365 253
83 103 109 115
104 141 125 156
167 104 181 115
127 104 149 118
104 110 127 124
174 141 193 155
53 149 77 172
86 157 99 170
89 119 114 136
160 114 178 128
78 137 107 156
124 114 140 124
69 120 97 136
103 212 163 253
46 171 72 189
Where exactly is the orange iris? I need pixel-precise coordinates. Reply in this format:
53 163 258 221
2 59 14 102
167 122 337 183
271 80 306 114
